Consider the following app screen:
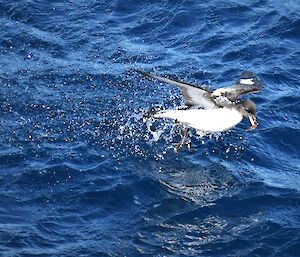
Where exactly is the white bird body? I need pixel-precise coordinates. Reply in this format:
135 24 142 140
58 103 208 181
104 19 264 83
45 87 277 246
154 107 243 133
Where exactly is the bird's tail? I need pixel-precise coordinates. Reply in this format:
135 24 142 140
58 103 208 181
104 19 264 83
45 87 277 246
144 107 172 120
143 107 160 119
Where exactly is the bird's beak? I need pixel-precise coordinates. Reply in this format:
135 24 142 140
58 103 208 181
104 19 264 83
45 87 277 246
247 115 258 130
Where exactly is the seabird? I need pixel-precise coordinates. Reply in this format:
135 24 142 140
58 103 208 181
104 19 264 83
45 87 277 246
135 70 263 150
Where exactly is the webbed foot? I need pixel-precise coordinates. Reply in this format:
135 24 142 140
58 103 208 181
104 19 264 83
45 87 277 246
175 127 190 152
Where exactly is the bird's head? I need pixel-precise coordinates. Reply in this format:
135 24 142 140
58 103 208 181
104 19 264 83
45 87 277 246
238 99 258 130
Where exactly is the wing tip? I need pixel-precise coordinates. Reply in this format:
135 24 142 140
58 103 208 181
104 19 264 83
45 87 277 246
132 69 149 77
238 70 263 89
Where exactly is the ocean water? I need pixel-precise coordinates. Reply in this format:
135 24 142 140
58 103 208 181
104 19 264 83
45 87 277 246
1 0 300 256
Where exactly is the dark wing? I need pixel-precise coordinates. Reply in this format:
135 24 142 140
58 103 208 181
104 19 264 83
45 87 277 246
135 70 217 109
211 71 263 101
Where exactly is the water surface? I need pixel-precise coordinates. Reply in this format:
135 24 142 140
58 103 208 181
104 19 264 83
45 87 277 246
0 0 300 256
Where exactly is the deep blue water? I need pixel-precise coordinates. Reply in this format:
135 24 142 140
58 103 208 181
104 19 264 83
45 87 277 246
1 0 300 256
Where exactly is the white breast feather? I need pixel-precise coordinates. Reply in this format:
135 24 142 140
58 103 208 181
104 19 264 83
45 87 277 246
154 108 243 132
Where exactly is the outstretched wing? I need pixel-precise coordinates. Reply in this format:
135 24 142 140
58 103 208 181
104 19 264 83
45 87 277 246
211 71 263 101
135 70 217 109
